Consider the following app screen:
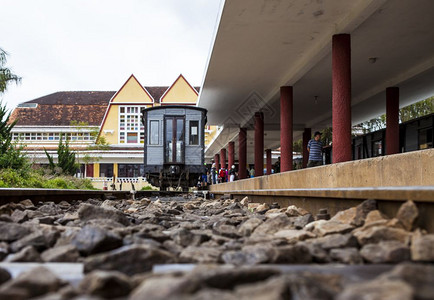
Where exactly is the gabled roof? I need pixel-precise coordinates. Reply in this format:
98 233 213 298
160 74 199 103
10 91 114 126
108 74 154 104
145 85 200 103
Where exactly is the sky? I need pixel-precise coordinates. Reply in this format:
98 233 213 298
0 0 223 110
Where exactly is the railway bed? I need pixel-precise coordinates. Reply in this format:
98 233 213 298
0 188 433 299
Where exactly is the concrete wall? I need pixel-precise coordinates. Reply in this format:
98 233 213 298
210 149 434 192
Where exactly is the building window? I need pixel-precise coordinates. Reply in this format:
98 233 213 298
118 164 144 177
149 120 159 145
189 120 199 145
99 164 113 177
119 106 144 144
419 127 433 149
372 140 382 157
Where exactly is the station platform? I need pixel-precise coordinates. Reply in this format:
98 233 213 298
210 149 434 232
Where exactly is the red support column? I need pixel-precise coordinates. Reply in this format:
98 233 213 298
302 128 311 168
220 148 227 170
386 87 400 155
228 141 235 169
254 112 264 177
280 86 293 172
332 34 352 163
238 128 247 179
214 154 220 171
266 149 272 175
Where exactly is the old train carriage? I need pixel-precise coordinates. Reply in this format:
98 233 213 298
142 105 207 190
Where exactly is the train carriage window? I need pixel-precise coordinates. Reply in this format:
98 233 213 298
189 120 199 145
149 120 159 145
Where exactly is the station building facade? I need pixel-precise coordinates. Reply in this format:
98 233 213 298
9 74 216 183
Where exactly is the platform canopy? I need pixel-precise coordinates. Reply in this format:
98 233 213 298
198 0 434 161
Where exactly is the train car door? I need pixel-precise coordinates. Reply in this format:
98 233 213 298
164 116 185 164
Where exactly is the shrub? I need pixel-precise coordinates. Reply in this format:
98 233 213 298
0 168 95 189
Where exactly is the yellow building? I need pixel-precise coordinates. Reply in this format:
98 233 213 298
10 74 217 188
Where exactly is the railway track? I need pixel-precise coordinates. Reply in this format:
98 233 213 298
0 188 202 205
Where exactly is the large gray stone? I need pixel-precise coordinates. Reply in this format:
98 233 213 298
10 228 59 253
360 241 410 263
337 278 413 300
234 275 289 300
78 203 130 226
0 266 65 298
79 270 132 298
0 221 31 242
313 233 358 250
41 245 80 262
222 245 273 265
130 275 198 300
11 210 29 223
331 200 377 228
212 219 241 238
38 202 62 215
396 200 418 231
306 220 354 237
353 225 411 245
238 218 263 236
271 244 312 264
189 265 281 290
273 229 316 243
0 267 11 285
330 248 363 264
180 246 221 263
84 245 175 276
5 245 43 262
411 234 434 261
293 213 315 229
71 225 123 255
381 263 434 300
251 214 292 236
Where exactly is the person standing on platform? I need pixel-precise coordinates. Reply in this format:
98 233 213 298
249 167 255 178
307 131 324 167
229 165 236 182
219 168 226 183
211 163 217 184
273 157 281 173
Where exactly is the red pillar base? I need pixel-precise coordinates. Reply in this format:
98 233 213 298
266 149 272 175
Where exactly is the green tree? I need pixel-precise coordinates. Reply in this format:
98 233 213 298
293 139 302 153
353 97 434 134
45 136 78 176
0 48 21 93
400 96 434 122
0 49 27 171
0 100 17 155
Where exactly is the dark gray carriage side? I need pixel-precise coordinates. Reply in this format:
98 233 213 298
141 105 207 189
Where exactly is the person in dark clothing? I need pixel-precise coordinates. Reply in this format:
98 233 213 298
307 131 323 167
